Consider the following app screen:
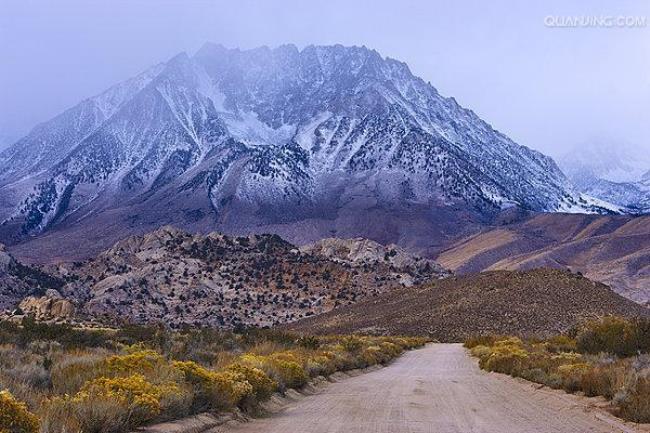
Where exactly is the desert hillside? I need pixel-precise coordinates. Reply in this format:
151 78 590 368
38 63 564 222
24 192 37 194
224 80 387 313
287 269 650 341
3 226 447 328
436 214 650 303
0 243 64 310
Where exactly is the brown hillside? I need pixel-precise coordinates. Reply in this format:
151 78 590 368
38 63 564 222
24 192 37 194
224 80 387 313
286 269 650 342
436 214 650 303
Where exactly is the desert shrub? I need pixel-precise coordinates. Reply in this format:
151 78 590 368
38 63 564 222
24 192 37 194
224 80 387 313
340 336 363 354
557 363 591 392
484 344 529 376
225 363 277 402
240 353 308 390
398 337 428 349
519 368 549 385
104 349 167 375
0 326 420 430
308 353 337 376
267 356 308 389
51 353 108 394
81 374 186 425
172 361 252 410
581 365 615 398
360 346 384 366
296 336 320 350
476 338 528 375
466 330 650 423
17 317 109 349
469 345 492 361
576 317 638 357
2 364 49 390
41 393 127 433
0 390 39 433
615 369 650 422
379 342 402 358
464 335 504 349
545 335 577 353
43 372 190 432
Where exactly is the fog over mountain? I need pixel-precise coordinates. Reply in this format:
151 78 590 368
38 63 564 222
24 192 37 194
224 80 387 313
558 140 650 212
1 43 622 262
2 0 648 157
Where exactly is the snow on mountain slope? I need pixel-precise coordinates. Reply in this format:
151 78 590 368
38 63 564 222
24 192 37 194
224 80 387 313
559 141 650 213
0 44 617 245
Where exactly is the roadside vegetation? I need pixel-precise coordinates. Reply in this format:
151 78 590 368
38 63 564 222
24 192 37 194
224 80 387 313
465 316 650 422
0 318 425 433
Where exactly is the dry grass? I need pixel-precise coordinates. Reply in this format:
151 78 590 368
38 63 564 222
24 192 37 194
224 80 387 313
0 320 427 433
466 316 650 423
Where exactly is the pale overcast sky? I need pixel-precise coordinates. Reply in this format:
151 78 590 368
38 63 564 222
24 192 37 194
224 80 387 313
1 0 648 157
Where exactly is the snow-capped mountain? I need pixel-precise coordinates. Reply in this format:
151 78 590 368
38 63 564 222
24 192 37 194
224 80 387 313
559 141 650 213
0 44 617 254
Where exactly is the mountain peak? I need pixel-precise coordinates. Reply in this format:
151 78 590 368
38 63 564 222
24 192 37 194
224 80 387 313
0 43 619 254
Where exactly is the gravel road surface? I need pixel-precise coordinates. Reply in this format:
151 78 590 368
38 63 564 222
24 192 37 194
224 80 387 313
215 343 648 433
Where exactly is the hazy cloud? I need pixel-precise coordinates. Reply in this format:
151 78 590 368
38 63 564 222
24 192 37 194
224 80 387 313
1 0 648 156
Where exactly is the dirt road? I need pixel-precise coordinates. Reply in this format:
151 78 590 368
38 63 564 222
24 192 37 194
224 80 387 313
214 344 647 433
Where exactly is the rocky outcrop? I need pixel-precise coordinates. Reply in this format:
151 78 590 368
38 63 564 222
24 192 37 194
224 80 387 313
59 227 448 328
0 244 65 311
302 237 451 286
18 290 75 321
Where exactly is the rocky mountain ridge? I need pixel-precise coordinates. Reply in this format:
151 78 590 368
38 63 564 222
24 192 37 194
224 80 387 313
0 44 618 261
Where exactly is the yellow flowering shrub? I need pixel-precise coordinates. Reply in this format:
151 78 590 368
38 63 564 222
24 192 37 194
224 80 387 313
79 374 183 424
267 353 309 388
172 361 252 410
240 353 308 390
42 374 189 433
379 342 402 358
557 363 592 392
469 344 492 360
6 330 423 432
0 390 39 433
483 343 529 375
105 350 167 375
226 363 277 401
360 346 384 366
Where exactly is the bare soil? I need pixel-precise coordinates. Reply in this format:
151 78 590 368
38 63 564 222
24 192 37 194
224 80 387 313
214 344 649 433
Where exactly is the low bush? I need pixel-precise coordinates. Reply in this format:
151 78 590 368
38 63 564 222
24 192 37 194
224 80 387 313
42 374 191 433
557 363 591 392
0 390 39 433
466 320 650 424
463 334 504 349
615 369 650 423
172 360 252 410
575 316 650 357
225 363 277 402
0 319 422 433
483 344 529 376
